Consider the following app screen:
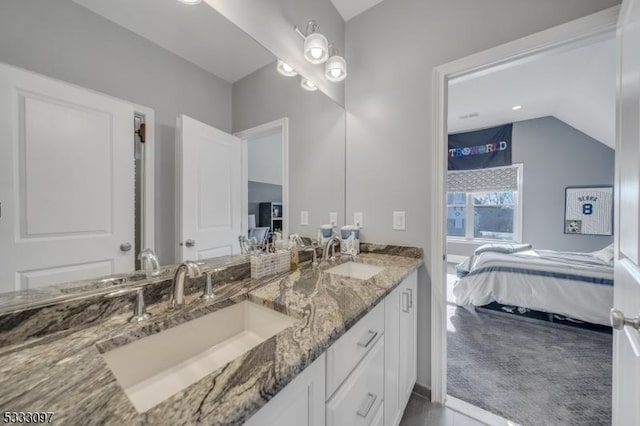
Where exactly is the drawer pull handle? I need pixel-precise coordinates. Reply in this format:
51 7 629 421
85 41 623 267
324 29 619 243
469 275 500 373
407 288 413 309
357 330 378 348
356 392 377 418
402 291 410 312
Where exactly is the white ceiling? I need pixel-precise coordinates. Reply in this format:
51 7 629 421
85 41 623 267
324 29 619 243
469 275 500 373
72 0 274 83
448 38 616 148
330 0 387 21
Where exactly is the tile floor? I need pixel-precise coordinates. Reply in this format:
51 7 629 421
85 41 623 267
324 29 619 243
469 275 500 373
400 394 485 426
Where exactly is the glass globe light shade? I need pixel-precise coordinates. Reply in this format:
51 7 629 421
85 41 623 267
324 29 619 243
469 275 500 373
303 32 329 64
324 55 347 82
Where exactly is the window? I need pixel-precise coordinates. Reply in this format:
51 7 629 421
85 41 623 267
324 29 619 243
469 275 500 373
447 165 522 242
447 192 466 238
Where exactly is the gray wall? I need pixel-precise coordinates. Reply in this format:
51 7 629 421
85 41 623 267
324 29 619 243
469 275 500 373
344 0 620 388
0 0 232 265
233 62 346 237
208 0 345 105
248 181 283 223
448 117 615 258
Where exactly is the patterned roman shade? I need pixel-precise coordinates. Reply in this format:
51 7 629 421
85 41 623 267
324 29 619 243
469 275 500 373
447 165 519 192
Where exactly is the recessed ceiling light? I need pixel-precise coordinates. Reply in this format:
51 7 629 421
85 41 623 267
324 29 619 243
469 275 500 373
512 105 523 111
459 112 479 119
177 0 202 4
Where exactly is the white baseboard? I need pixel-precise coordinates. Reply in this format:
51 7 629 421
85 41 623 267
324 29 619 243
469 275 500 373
446 396 521 426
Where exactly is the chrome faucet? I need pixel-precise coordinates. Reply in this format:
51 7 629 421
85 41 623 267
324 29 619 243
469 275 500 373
138 248 161 278
302 242 320 268
170 261 202 308
290 234 305 247
322 235 341 263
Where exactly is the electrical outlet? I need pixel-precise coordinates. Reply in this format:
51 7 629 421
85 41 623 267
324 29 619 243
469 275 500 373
393 211 406 230
301 211 309 226
353 212 363 228
329 212 338 227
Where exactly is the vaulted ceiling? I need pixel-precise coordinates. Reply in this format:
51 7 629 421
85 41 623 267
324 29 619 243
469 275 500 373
448 38 616 148
72 0 274 83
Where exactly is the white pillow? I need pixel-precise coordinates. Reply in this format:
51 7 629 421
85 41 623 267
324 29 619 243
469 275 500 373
474 243 532 255
592 244 614 265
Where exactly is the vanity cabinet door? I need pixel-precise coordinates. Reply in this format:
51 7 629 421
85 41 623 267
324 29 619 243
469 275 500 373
384 283 402 426
399 271 418 408
384 270 418 426
244 353 325 426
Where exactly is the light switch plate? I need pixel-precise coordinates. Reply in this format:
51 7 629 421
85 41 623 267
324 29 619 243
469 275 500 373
301 211 309 226
329 212 338 227
353 212 364 228
393 211 406 230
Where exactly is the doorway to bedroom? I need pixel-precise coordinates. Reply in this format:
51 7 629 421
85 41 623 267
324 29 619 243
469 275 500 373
441 25 616 426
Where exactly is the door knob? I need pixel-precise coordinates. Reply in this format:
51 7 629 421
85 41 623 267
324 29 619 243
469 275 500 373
185 239 196 248
610 309 640 331
120 242 132 252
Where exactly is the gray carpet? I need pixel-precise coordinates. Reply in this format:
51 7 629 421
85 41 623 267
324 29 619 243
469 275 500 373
447 305 612 426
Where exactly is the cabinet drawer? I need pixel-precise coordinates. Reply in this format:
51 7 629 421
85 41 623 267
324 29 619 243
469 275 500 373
326 337 384 426
326 302 384 399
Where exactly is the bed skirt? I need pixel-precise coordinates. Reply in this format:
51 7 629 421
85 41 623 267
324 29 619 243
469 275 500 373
477 302 612 334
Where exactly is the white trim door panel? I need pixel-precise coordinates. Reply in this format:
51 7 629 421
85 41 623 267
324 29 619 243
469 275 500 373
0 63 135 292
613 1 640 424
176 115 242 261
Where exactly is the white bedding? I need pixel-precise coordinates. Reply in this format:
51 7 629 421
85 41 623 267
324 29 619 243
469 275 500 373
453 249 614 326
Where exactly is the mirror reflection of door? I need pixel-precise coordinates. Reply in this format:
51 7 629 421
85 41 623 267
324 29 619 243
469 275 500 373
0 63 154 292
240 120 287 251
176 114 242 262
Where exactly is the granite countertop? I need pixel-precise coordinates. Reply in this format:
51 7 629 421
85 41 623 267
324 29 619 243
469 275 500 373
0 253 422 425
0 255 251 315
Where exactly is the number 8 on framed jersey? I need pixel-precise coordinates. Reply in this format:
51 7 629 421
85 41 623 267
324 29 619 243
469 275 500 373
564 186 613 235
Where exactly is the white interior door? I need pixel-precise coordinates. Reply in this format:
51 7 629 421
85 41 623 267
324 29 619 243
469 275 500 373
0 63 135 292
177 114 242 261
612 1 640 424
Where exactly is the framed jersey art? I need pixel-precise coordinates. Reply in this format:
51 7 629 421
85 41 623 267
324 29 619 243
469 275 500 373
564 186 613 236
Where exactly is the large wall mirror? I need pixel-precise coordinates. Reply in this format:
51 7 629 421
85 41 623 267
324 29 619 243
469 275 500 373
0 0 346 302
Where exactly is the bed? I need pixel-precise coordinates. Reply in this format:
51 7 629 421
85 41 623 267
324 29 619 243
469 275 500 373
453 244 614 326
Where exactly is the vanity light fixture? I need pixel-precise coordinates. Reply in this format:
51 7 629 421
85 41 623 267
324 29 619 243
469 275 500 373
325 45 347 83
177 0 202 4
300 77 318 92
276 59 298 77
295 21 329 65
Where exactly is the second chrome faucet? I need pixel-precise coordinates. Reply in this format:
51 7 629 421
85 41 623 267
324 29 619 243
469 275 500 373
138 248 161 278
170 261 202 308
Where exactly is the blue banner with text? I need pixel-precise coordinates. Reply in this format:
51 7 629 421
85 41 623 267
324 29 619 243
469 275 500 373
448 124 512 170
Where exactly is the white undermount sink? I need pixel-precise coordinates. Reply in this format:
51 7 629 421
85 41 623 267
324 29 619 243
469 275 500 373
101 301 297 413
326 262 386 280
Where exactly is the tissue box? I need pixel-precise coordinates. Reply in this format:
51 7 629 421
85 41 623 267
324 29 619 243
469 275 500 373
250 251 290 279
